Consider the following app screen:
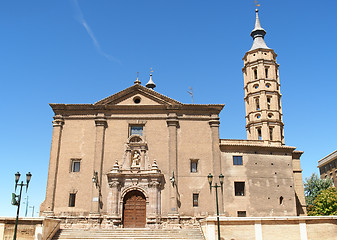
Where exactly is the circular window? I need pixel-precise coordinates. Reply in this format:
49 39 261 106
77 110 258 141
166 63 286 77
266 83 271 88
253 84 259 89
133 97 141 104
256 114 261 119
268 113 273 118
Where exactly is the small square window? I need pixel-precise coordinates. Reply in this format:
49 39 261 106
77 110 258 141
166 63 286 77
193 193 199 207
130 126 143 136
237 211 246 217
190 160 198 173
71 160 81 172
235 182 245 196
69 193 76 207
233 156 243 165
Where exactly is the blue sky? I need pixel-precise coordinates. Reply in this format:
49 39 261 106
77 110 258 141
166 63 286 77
0 0 336 217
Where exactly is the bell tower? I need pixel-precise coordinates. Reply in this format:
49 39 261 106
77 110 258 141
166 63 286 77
243 9 284 145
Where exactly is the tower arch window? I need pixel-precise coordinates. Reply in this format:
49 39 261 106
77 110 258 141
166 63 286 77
278 99 281 110
255 98 260 110
265 68 269 78
267 96 271 110
257 128 262 140
254 69 258 80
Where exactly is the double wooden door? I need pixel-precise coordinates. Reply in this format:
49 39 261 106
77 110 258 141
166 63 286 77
123 191 146 228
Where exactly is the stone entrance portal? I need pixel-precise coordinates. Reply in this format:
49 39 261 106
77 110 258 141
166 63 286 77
123 190 146 228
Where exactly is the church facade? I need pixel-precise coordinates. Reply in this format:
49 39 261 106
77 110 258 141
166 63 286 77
40 10 306 228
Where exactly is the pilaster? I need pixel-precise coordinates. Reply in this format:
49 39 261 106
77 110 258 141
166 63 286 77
209 114 224 214
42 115 64 215
90 114 107 215
166 112 179 214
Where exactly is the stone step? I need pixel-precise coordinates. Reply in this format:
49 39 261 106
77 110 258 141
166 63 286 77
52 228 204 240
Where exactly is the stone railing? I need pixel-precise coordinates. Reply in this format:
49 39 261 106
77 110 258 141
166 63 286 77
200 216 337 240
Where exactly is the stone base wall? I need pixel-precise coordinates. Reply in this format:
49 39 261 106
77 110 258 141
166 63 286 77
44 215 203 230
0 217 60 240
200 216 337 240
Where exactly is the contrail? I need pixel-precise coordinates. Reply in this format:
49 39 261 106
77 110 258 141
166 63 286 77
72 0 121 64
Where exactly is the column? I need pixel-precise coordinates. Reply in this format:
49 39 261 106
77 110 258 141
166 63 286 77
108 180 120 217
166 112 179 214
42 115 64 215
140 148 146 170
90 114 107 215
209 114 224 214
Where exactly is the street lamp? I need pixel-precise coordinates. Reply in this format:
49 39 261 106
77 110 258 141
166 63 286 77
92 171 102 211
208 173 224 240
11 172 32 240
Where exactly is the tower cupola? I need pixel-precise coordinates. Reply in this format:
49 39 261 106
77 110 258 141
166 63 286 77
146 69 156 89
250 9 269 51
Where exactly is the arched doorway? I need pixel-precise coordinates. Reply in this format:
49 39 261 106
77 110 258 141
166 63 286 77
123 190 146 228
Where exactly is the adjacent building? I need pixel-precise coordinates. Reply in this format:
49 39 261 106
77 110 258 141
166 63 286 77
318 150 337 186
40 9 306 227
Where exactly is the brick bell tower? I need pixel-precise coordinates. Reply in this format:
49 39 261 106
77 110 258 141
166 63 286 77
242 9 284 145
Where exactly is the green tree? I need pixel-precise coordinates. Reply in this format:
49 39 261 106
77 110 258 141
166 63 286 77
307 187 337 216
304 173 332 206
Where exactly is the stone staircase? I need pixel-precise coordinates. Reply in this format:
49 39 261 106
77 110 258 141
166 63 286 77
52 228 205 240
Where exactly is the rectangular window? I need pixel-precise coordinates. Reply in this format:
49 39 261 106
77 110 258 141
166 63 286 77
71 160 81 172
235 182 245 196
237 211 247 217
254 69 258 80
269 127 273 141
233 156 243 165
69 193 76 207
130 126 143 136
190 160 198 173
265 68 269 78
193 193 199 207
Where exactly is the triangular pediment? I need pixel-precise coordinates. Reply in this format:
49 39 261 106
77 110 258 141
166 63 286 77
94 84 182 106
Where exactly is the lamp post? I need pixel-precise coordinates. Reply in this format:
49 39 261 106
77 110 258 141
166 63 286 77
11 172 32 240
208 173 224 240
92 171 101 212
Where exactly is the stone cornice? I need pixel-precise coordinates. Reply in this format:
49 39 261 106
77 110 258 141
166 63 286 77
50 103 224 115
220 139 295 153
244 90 282 100
242 59 279 71
318 150 337 167
245 119 284 128
242 48 277 61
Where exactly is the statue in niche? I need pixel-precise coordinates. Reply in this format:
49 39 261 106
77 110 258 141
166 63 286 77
131 150 141 168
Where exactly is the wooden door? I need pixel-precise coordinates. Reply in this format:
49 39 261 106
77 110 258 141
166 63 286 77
123 191 146 228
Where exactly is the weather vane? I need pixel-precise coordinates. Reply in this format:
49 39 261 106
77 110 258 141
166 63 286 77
187 87 193 104
150 67 154 74
254 0 260 8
